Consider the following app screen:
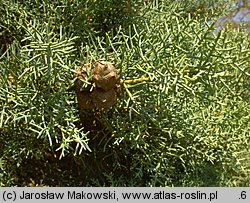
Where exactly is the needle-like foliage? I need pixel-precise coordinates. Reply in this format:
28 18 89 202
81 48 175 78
0 0 249 186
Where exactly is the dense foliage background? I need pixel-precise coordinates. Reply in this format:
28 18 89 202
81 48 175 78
0 0 249 186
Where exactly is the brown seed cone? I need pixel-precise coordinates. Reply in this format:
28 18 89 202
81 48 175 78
93 61 119 91
74 65 92 91
76 90 95 109
91 88 117 109
74 61 120 110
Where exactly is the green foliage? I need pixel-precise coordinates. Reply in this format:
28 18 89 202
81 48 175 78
0 0 250 186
